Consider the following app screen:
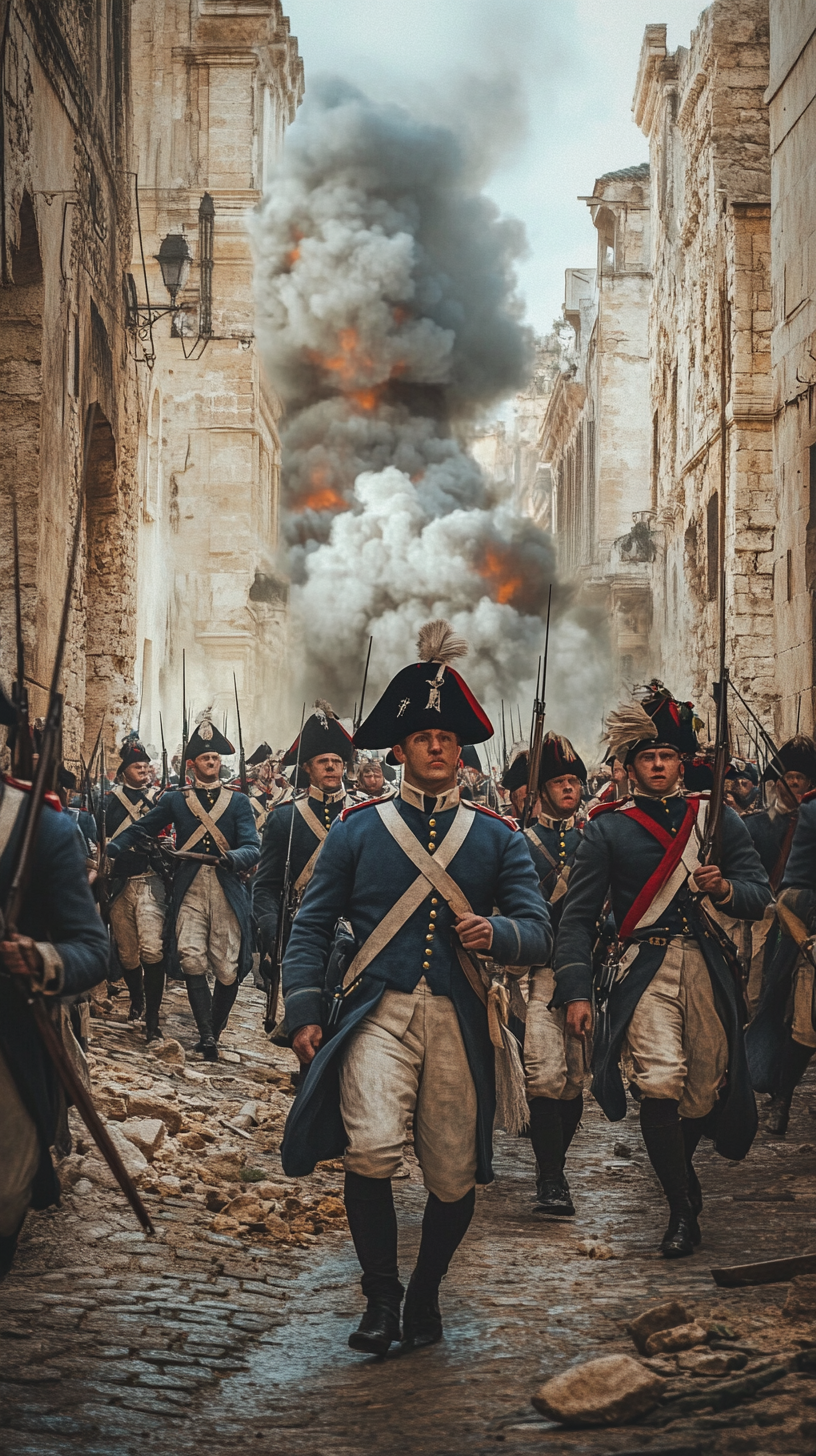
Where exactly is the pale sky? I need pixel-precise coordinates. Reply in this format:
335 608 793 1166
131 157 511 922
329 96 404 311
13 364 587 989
286 0 705 335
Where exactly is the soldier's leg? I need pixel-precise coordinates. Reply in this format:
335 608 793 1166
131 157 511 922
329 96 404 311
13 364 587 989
0 1050 41 1279
624 944 697 1257
768 963 816 1134
108 882 144 1020
204 870 242 1042
134 876 167 1043
176 870 216 1059
340 989 420 1354
404 984 478 1349
678 943 729 1214
525 967 583 1216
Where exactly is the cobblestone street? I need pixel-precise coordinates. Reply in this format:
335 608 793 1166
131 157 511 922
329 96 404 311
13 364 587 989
1 984 816 1455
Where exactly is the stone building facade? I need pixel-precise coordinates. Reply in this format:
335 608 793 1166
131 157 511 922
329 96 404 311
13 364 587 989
539 162 654 680
767 0 816 737
634 5 776 732
129 0 302 754
0 0 140 764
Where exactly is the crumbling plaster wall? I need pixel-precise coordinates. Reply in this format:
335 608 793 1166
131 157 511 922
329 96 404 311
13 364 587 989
635 3 775 734
0 0 140 766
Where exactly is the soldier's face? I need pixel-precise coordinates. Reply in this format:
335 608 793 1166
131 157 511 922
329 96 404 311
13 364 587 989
541 773 583 816
191 752 222 784
780 771 810 805
123 761 151 787
359 765 384 794
628 747 682 795
306 753 345 791
393 730 460 792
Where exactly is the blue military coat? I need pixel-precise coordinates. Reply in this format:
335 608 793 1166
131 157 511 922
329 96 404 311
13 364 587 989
280 785 551 1185
0 780 110 1208
253 788 348 953
107 787 260 980
524 816 582 934
744 806 796 881
746 793 816 1091
553 794 771 1160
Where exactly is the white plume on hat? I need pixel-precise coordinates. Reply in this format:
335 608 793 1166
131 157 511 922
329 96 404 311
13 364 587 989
416 620 468 665
194 705 215 742
603 701 658 764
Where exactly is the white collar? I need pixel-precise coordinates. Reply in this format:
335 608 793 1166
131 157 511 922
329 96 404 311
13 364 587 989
537 813 577 830
308 785 347 805
192 779 223 791
400 780 460 813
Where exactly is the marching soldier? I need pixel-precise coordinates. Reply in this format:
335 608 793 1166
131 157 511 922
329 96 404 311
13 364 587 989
243 742 276 836
355 756 394 801
553 685 770 1258
106 737 168 1041
107 713 260 1060
724 758 759 816
501 744 531 818
280 623 550 1357
0 688 109 1276
521 733 587 1217
253 702 356 965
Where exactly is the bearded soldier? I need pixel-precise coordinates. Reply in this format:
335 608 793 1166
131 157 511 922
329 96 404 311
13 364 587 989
280 623 550 1357
254 703 356 962
521 733 587 1217
105 737 168 1041
107 713 259 1060
553 685 770 1258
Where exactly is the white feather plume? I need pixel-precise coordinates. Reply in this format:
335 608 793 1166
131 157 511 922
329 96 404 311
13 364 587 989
313 698 337 719
416 619 468 665
603 702 657 763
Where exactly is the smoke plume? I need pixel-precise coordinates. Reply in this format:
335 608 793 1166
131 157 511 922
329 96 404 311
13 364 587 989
252 78 611 752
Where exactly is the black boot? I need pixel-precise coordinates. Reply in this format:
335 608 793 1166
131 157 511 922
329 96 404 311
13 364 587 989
185 977 218 1061
344 1172 402 1355
401 1188 475 1351
681 1113 713 1220
529 1096 579 1216
640 1098 698 1257
769 1036 814 1134
0 1217 25 1281
143 959 166 1043
122 966 144 1020
212 979 240 1041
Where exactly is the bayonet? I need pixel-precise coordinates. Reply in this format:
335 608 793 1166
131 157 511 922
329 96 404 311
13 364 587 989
233 672 248 795
179 650 188 789
353 636 373 736
159 713 168 793
500 700 508 770
521 585 551 830
267 703 306 1034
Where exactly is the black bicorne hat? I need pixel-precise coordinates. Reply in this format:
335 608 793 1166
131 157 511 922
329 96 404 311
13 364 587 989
460 745 483 772
354 621 493 751
118 734 151 769
605 681 700 767
282 702 354 767
501 749 529 793
247 741 273 766
186 710 234 760
683 756 714 792
539 732 586 786
726 757 759 786
763 735 816 785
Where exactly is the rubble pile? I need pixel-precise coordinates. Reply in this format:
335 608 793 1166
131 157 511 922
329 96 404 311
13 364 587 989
60 981 348 1250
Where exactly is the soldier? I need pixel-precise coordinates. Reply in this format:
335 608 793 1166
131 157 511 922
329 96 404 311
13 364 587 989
107 713 260 1060
243 742 276 837
253 702 355 966
743 737 816 1031
280 623 550 1357
724 758 759 816
0 704 109 1276
355 756 394 801
105 737 168 1041
553 685 770 1258
501 744 531 819
521 733 587 1217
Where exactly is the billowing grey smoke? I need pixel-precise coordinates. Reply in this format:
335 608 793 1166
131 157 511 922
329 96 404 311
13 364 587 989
252 78 611 752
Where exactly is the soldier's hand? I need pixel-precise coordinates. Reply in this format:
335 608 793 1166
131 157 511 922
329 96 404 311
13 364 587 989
292 1024 323 1065
692 865 731 900
455 914 494 951
565 999 592 1040
0 934 45 982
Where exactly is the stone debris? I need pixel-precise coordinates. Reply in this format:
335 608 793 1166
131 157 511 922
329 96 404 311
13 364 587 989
628 1299 690 1353
574 1237 617 1260
119 1117 166 1161
152 1037 186 1066
531 1353 665 1426
676 1348 748 1376
643 1320 709 1356
783 1274 816 1318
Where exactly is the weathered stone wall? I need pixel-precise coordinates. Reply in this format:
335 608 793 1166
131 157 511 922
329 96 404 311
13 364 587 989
0 0 140 767
130 0 303 758
767 0 816 738
634 4 775 732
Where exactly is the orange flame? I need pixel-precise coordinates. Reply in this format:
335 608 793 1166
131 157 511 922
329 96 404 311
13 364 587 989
291 465 350 515
477 547 524 606
306 328 406 411
286 246 301 266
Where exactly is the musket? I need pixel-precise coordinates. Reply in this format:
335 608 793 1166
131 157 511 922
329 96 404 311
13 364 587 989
353 636 373 735
233 672 248 796
159 713 168 793
11 499 33 780
500 701 508 770
179 650 188 789
267 703 306 1033
0 404 154 1235
700 277 731 867
85 712 106 789
521 585 552 830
